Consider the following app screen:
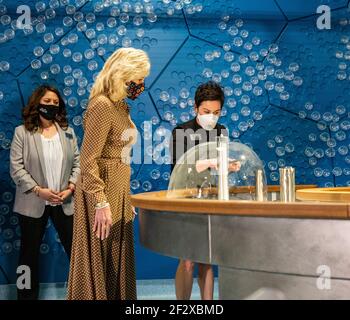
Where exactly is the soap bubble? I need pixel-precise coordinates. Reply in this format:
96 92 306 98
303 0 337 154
72 52 83 63
325 148 336 158
314 148 325 159
40 243 50 254
63 48 72 58
77 21 87 32
323 169 331 177
142 181 153 191
336 105 346 115
41 53 53 64
245 66 255 76
50 44 60 55
270 172 279 182
2 242 13 254
338 146 349 156
232 74 242 84
293 76 303 86
285 143 295 153
241 96 250 106
231 113 239 121
88 60 98 71
179 88 190 99
85 28 96 39
43 33 54 43
84 49 95 60
68 97 78 107
265 81 274 91
63 87 72 96
238 122 248 132
242 82 253 92
231 62 240 72
244 42 253 51
36 22 46 33
289 62 300 72
311 111 321 121
253 86 263 96
50 64 60 74
63 16 73 27
31 59 42 70
268 161 278 171
330 122 340 132
227 25 238 36
234 88 242 96
335 130 346 141
275 83 285 93
64 76 75 86
233 37 243 47
151 169 161 180
314 168 323 177
280 91 290 100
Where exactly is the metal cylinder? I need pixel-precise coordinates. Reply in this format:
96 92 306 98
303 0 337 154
279 167 295 202
217 135 229 201
255 169 266 201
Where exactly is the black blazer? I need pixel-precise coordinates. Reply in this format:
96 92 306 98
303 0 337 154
170 118 228 172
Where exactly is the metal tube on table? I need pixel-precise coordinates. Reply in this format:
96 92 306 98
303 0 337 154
255 169 266 201
279 167 295 202
217 135 229 201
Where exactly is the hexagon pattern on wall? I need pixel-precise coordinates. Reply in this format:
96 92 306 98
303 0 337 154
1 0 350 283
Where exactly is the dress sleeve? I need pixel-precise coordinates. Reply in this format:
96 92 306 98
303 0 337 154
80 96 113 205
68 128 81 186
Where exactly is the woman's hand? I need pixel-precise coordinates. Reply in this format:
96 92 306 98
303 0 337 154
195 158 241 173
38 188 63 204
94 206 113 240
131 206 137 221
57 189 72 202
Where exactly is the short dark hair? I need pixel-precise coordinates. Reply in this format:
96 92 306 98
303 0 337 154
194 81 225 109
22 84 68 132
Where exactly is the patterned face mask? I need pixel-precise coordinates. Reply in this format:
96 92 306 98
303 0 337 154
38 104 59 121
126 81 145 100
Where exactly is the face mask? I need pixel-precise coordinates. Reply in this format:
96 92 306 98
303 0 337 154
126 81 145 100
197 113 219 131
38 104 59 121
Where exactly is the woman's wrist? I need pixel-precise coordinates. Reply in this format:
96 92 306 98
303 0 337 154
67 183 75 194
95 201 110 210
32 186 41 197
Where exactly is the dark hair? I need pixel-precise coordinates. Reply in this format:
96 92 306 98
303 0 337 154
22 84 68 132
194 81 225 109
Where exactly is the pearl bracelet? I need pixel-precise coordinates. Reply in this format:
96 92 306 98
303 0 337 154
33 186 41 197
95 201 110 210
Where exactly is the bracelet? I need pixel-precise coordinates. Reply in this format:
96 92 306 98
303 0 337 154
33 186 41 197
95 201 110 210
67 185 75 194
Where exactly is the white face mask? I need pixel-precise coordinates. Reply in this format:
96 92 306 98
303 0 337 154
197 113 219 131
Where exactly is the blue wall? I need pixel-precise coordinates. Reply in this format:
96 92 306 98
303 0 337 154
1 0 350 284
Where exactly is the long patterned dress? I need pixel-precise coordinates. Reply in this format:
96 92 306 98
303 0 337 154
67 94 137 300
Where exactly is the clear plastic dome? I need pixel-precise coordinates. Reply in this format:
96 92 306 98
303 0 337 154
167 140 267 200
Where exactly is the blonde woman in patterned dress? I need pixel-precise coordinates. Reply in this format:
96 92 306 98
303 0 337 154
67 48 150 300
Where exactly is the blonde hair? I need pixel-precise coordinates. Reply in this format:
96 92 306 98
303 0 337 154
89 47 151 102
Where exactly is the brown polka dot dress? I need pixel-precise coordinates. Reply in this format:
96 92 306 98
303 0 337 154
67 94 137 300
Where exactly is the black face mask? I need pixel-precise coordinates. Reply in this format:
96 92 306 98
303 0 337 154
38 104 59 121
126 81 145 100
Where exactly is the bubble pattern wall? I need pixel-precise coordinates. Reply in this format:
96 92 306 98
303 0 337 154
1 0 350 283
